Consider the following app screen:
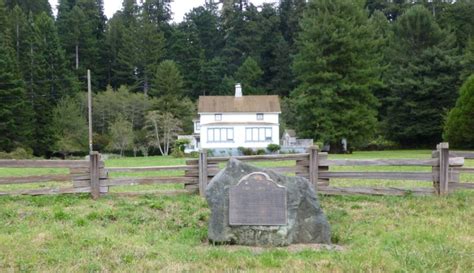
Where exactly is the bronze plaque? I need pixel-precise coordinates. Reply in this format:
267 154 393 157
229 172 287 226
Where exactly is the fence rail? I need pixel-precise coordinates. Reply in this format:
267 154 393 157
0 143 472 198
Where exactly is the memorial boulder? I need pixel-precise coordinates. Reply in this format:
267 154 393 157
206 159 331 246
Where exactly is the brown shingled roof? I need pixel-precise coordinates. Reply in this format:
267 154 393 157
198 95 281 113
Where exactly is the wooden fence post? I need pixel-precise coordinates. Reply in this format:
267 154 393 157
308 146 319 190
438 142 450 195
199 149 208 197
90 152 100 199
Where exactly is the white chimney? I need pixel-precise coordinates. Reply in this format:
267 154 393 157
235 83 242 98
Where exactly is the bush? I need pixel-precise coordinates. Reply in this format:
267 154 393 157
171 148 185 158
238 146 254 156
174 139 190 153
0 148 34 159
256 149 266 155
358 136 399 151
266 144 280 153
444 75 474 149
189 151 200 158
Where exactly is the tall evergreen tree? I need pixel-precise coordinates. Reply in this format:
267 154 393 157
166 20 204 98
56 0 108 89
0 0 31 151
5 0 52 15
383 5 461 146
235 56 264 95
279 0 306 47
135 10 166 95
291 0 380 151
258 4 292 96
461 38 474 81
444 74 474 149
150 60 183 98
28 13 78 155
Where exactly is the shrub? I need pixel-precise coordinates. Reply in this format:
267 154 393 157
266 144 280 153
238 146 254 155
0 148 34 159
444 75 474 149
171 148 185 158
174 139 190 153
359 136 399 151
256 149 266 155
189 151 199 158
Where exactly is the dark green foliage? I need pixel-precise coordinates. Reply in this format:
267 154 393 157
151 60 184 98
291 0 380 150
0 0 32 151
234 57 263 95
28 13 79 155
444 75 474 149
383 5 461 147
436 0 474 49
56 0 108 89
0 0 471 154
267 144 281 153
5 0 52 15
461 38 474 81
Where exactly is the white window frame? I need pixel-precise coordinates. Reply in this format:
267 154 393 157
215 114 222 121
207 128 234 143
245 127 273 142
257 113 264 120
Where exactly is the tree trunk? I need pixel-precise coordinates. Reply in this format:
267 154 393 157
75 44 79 70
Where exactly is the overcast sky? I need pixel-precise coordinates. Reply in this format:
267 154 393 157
49 0 278 22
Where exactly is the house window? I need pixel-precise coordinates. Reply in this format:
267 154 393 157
245 128 272 142
215 114 222 121
257 113 264 120
208 128 233 142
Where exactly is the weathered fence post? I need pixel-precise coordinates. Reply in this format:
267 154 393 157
438 142 450 195
90 152 100 199
199 149 208 197
308 146 319 190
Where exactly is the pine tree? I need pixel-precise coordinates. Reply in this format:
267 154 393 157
258 4 292 96
135 10 166 95
291 0 380 151
235 57 264 95
5 0 52 16
166 21 204 98
460 38 474 81
0 0 32 151
150 60 184 98
444 75 474 149
384 5 461 146
279 0 306 47
56 0 108 89
28 13 78 155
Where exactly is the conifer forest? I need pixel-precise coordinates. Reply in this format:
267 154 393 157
0 0 473 156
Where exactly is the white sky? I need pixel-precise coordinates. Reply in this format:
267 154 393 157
49 0 278 22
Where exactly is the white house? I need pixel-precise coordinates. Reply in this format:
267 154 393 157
184 84 281 155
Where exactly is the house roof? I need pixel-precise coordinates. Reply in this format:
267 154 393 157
285 129 296 137
198 95 281 113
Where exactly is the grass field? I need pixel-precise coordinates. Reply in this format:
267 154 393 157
0 150 473 272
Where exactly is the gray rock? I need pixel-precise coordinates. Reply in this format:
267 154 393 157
206 158 331 246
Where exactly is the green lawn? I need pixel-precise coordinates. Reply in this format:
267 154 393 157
0 150 473 272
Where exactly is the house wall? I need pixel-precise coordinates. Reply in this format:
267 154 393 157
200 112 279 124
199 112 280 150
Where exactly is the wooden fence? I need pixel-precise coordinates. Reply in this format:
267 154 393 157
0 143 472 198
194 144 470 197
0 156 107 196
